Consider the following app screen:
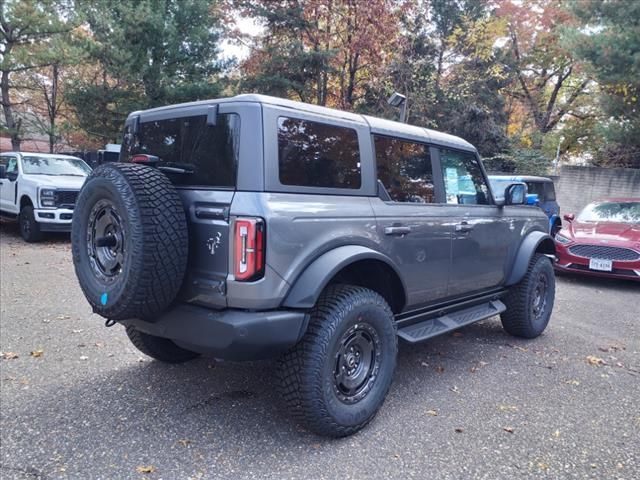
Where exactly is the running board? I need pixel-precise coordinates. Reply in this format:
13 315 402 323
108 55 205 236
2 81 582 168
398 300 506 343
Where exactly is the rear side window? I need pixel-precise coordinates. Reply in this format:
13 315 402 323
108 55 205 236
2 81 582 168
440 149 490 205
277 117 361 189
526 181 546 199
374 135 435 203
545 182 556 201
125 113 240 187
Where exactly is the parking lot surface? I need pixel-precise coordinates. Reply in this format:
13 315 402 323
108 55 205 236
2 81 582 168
1 223 638 480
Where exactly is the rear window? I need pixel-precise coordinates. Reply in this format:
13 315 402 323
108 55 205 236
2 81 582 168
123 113 240 187
277 117 361 189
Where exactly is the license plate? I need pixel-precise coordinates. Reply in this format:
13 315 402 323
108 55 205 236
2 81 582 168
589 258 612 272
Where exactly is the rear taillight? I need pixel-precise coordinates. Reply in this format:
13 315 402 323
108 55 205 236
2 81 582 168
234 217 265 281
130 154 160 164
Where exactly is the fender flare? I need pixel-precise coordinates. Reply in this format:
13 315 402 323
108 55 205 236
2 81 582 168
505 231 556 286
282 245 407 309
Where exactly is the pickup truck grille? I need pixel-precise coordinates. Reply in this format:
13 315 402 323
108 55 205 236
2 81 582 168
54 190 79 209
568 244 640 261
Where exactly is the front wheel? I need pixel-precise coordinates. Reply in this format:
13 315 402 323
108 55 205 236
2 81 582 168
278 285 397 437
501 253 555 338
19 205 43 242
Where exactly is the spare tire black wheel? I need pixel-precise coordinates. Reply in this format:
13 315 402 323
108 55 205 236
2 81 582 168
71 163 188 321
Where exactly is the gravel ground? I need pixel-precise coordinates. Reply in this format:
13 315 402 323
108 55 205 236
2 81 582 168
1 222 638 480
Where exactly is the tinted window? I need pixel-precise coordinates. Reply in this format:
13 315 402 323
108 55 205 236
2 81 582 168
440 149 489 205
126 114 240 187
374 136 435 203
525 181 546 198
545 182 556 201
278 117 361 189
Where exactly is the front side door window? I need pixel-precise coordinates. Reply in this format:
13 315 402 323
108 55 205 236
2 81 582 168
440 149 490 205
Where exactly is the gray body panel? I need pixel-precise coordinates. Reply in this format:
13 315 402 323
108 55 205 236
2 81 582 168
121 94 553 357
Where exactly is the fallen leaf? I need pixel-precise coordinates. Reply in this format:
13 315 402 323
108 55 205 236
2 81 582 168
30 350 44 358
0 352 19 360
452 331 464 337
72 329 83 334
79 356 88 361
136 465 156 474
94 342 104 348
564 379 580 386
455 427 464 433
498 404 518 412
420 361 429 367
586 355 606 366
426 410 438 416
177 439 192 447
393 453 400 459
503 426 514 433
552 429 560 438
435 365 445 373
449 386 459 393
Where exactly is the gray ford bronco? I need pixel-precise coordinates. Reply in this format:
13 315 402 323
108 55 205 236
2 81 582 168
71 94 556 437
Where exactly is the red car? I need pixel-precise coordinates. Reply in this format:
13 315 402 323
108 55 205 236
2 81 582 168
554 198 640 281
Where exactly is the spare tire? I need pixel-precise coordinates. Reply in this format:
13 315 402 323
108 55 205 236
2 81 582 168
71 163 188 321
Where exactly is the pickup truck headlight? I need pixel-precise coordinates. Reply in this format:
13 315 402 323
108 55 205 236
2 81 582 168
40 188 56 208
555 233 572 245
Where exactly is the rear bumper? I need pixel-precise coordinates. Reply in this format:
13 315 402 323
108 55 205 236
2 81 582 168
120 304 309 361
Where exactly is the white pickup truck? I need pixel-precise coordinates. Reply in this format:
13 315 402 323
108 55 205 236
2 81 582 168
0 152 92 242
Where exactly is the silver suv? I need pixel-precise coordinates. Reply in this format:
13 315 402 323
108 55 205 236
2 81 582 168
71 94 556 437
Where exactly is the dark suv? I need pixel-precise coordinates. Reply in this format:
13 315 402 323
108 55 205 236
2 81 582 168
71 94 556 437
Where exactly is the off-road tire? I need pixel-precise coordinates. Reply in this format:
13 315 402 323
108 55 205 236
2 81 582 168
501 253 555 338
19 205 43 242
278 285 397 437
125 326 199 363
71 163 188 321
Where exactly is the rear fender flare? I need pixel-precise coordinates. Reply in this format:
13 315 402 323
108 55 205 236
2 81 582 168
282 245 407 309
505 231 556 286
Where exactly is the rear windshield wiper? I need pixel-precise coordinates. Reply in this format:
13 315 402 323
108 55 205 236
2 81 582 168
157 165 194 174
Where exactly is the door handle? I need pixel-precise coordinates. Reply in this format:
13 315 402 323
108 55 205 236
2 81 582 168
384 226 412 236
455 222 474 232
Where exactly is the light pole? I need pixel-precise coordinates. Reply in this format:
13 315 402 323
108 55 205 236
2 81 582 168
387 92 407 123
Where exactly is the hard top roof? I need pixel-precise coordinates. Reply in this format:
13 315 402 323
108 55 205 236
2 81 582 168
128 93 476 152
488 174 554 183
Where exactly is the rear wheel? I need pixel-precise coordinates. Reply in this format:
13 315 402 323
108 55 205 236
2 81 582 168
126 326 199 363
278 285 397 437
19 205 43 242
501 253 555 338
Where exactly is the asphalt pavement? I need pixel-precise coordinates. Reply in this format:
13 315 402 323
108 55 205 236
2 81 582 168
1 221 638 480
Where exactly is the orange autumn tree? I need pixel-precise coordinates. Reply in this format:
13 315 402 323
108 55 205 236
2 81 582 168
237 0 405 110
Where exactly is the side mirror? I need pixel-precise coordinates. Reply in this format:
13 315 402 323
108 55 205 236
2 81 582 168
0 165 6 179
563 213 575 222
505 182 527 205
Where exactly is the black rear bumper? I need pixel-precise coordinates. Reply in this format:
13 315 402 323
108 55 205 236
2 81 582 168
120 304 309 361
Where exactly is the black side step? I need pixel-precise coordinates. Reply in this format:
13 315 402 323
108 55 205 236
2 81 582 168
398 300 506 343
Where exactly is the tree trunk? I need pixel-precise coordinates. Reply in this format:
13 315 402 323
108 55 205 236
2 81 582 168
1 69 21 151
